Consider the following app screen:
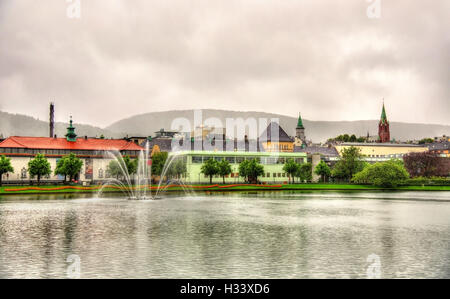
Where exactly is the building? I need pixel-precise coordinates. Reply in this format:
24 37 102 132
335 142 429 162
171 150 307 184
259 122 294 152
294 113 306 147
0 118 143 184
428 141 450 158
378 102 390 143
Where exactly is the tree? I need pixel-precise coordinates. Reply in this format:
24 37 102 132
54 157 67 182
239 158 264 184
349 134 357 142
418 138 434 144
217 160 232 184
201 158 219 184
314 161 331 182
296 162 312 183
55 153 83 183
123 155 137 176
283 158 299 184
0 155 14 187
352 159 409 187
332 146 366 182
63 153 83 182
107 160 122 179
403 152 450 178
151 152 168 177
28 154 52 185
166 157 187 180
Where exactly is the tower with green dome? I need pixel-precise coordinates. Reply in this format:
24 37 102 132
295 113 306 147
65 116 77 142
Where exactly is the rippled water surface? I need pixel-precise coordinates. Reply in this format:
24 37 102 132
0 191 449 278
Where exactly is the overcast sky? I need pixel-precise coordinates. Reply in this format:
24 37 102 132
0 0 448 127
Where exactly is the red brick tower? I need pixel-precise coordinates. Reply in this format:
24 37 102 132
378 102 390 143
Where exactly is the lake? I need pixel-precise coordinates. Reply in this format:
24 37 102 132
0 191 449 278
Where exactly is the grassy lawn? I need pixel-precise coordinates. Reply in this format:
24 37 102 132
1 183 449 194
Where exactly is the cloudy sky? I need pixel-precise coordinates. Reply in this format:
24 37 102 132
0 0 448 127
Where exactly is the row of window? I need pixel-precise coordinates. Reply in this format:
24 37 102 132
366 154 404 158
191 156 304 164
0 148 140 157
205 172 288 179
8 167 109 180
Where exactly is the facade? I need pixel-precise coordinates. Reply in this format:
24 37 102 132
335 143 429 162
378 102 390 143
0 120 143 184
259 122 294 153
172 150 307 184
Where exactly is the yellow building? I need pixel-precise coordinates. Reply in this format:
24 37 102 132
335 143 429 159
259 122 294 153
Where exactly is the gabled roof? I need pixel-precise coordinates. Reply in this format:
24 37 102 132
259 122 293 142
0 136 143 151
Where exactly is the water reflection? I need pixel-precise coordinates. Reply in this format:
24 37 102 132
0 191 449 278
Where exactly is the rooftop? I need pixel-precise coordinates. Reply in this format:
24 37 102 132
339 142 428 148
0 136 144 151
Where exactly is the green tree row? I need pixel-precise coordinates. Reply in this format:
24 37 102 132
0 153 83 186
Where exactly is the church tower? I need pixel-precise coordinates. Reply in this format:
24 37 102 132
65 116 77 142
378 102 390 143
295 113 306 147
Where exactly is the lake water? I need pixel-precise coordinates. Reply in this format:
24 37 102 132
0 191 449 278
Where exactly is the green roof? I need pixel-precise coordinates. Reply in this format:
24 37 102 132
297 113 304 129
65 116 77 142
380 103 388 124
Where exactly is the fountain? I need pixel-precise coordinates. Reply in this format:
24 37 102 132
97 143 194 200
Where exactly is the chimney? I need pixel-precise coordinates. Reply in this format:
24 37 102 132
49 102 55 138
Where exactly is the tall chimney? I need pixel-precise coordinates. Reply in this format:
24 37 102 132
49 102 55 138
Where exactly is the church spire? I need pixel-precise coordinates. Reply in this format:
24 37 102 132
296 113 304 129
380 99 388 124
65 116 77 142
378 100 390 143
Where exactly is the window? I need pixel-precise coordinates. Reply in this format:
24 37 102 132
21 167 27 179
273 173 276 178
267 173 270 177
98 168 104 179
214 157 223 162
192 156 203 163
225 156 235 164
236 157 244 163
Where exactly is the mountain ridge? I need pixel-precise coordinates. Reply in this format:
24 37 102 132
1 109 449 143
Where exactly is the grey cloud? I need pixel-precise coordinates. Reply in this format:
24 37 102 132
0 0 448 127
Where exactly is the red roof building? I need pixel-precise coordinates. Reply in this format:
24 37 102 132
0 136 143 157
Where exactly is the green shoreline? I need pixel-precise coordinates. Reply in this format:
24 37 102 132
1 184 449 195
